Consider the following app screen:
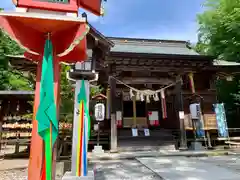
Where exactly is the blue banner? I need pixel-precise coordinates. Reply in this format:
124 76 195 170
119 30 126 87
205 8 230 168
213 103 229 138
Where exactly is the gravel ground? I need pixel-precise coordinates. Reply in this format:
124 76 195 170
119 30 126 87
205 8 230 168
0 168 28 180
0 168 63 180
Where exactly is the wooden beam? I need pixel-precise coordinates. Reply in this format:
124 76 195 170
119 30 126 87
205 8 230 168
115 65 194 72
117 77 174 85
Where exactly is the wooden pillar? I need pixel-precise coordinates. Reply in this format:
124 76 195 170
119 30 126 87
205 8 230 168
110 76 117 152
133 95 137 127
28 59 61 180
188 72 197 138
188 72 195 94
106 87 111 120
176 75 187 150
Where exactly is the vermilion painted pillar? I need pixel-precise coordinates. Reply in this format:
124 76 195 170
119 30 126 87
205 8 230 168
28 59 61 180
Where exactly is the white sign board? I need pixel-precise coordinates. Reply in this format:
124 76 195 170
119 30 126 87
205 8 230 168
144 129 150 136
94 103 105 121
189 103 201 119
132 128 138 137
179 111 185 120
149 111 159 121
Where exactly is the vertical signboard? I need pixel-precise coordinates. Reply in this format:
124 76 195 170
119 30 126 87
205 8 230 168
214 103 229 138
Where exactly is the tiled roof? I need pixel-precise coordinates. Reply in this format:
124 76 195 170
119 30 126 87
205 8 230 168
108 37 199 56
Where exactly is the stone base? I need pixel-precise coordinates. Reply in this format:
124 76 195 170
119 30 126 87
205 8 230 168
190 141 205 151
92 145 104 155
62 171 94 180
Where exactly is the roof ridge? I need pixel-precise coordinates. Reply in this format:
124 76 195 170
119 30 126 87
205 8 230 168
115 41 189 48
107 36 188 44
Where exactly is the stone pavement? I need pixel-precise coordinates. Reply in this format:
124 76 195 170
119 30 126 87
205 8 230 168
94 159 162 180
1 150 240 180
136 156 240 180
196 155 240 172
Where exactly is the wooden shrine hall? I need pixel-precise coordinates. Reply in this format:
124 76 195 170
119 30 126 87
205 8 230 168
96 37 240 151
5 35 240 152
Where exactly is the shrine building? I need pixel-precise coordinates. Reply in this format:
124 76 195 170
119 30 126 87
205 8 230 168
3 35 240 152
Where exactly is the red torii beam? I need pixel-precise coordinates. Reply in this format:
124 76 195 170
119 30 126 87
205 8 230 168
13 0 102 16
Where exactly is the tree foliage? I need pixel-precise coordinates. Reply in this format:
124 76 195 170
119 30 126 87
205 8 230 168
0 29 32 90
197 0 240 61
197 0 240 127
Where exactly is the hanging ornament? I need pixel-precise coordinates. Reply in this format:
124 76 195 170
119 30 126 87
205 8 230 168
100 0 107 16
130 89 134 99
16 104 20 111
146 95 150 103
153 93 159 101
8 115 12 120
140 93 144 101
99 0 107 25
16 116 21 121
136 91 140 101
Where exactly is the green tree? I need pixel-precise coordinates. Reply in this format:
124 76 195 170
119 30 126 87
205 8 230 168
198 0 240 61
197 0 240 127
0 29 32 90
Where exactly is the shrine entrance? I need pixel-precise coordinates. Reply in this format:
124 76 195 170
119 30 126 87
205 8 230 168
122 101 147 128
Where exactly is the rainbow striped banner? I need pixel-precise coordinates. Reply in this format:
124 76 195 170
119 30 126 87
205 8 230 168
71 80 91 177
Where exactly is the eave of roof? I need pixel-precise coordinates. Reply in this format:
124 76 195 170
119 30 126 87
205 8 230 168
0 91 34 95
109 51 215 61
0 91 34 99
88 24 114 48
213 60 240 66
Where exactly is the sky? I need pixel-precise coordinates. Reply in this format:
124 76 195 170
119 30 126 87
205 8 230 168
1 0 206 43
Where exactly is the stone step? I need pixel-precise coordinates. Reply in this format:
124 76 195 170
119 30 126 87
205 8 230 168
118 144 176 152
